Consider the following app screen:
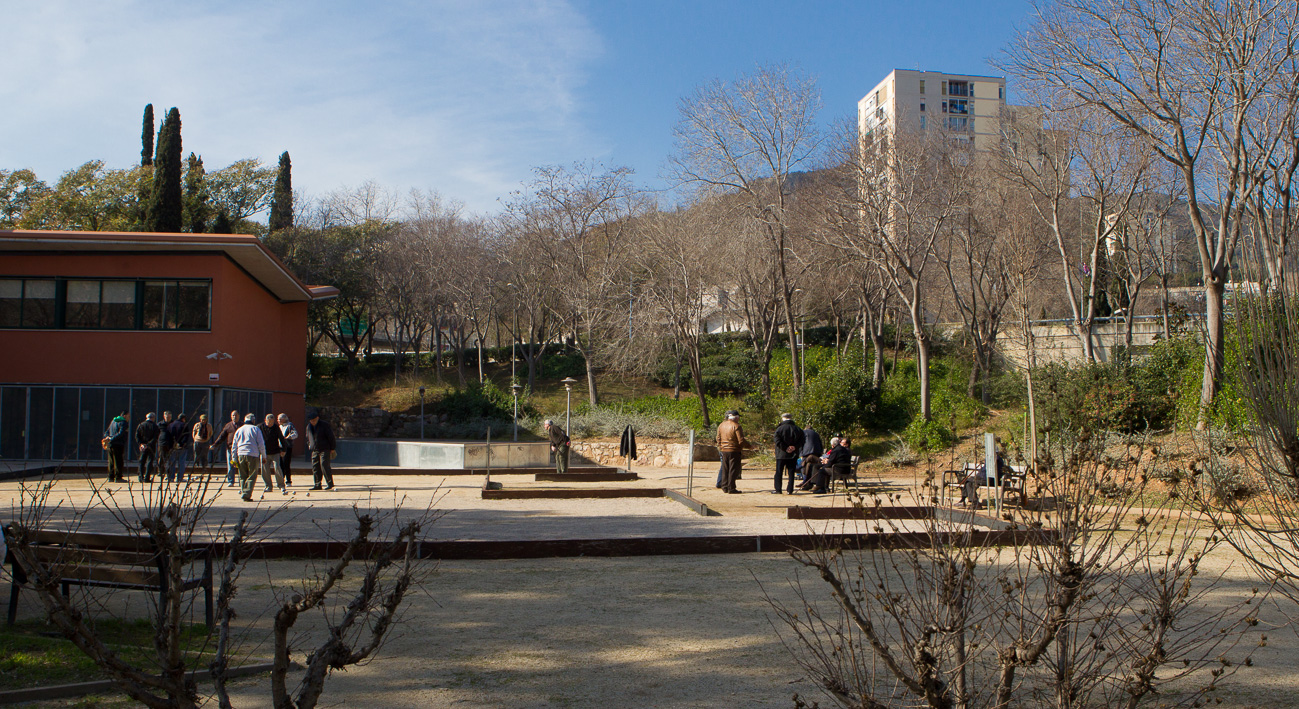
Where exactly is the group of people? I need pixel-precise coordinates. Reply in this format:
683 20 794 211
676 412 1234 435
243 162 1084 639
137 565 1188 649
715 411 853 495
101 408 340 502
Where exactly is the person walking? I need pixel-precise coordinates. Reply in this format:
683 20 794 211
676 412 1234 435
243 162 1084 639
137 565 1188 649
772 413 806 494
230 413 266 502
258 414 287 494
191 414 213 471
134 412 160 483
278 413 298 486
544 420 571 475
103 411 130 482
209 411 241 486
306 410 336 490
165 413 192 482
716 410 747 494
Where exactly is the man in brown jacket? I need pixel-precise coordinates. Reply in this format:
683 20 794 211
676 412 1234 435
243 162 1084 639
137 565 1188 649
716 410 747 494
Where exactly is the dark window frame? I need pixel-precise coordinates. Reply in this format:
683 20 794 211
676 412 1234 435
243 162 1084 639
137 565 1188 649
0 277 211 331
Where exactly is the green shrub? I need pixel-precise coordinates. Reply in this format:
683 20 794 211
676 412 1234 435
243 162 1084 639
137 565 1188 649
433 380 524 420
785 353 878 436
902 417 955 452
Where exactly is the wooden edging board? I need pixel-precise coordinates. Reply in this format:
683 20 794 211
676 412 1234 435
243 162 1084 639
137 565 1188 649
534 472 639 482
481 487 663 500
787 505 932 520
0 661 278 704
215 528 1056 562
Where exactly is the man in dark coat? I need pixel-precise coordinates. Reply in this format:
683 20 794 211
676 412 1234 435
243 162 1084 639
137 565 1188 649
305 410 336 490
772 413 805 494
799 424 824 487
209 410 241 486
544 419 571 474
259 414 287 494
134 412 160 482
165 414 192 482
103 412 130 482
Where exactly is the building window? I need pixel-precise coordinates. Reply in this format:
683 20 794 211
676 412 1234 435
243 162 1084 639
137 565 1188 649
949 80 970 97
920 102 926 112
920 115 927 129
143 280 210 330
948 116 970 131
999 86 1005 100
948 99 970 115
941 81 947 96
919 79 926 94
0 277 209 331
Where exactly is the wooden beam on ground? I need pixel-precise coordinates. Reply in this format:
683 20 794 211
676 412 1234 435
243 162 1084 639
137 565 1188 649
481 487 664 500
787 505 933 520
534 472 638 482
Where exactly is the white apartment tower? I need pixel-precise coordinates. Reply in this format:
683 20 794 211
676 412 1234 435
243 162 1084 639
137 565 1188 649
858 69 1008 151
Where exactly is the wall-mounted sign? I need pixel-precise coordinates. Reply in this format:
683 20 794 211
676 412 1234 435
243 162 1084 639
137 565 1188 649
209 373 220 382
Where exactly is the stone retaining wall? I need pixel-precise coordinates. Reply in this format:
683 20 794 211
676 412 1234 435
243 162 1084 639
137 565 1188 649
571 439 717 468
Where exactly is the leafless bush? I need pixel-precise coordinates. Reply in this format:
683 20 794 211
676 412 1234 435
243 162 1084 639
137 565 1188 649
5 476 441 708
769 436 1259 708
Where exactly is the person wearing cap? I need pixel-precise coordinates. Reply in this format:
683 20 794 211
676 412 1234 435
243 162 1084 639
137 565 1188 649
230 413 267 502
716 410 747 494
305 410 336 490
772 413 805 494
543 419 571 474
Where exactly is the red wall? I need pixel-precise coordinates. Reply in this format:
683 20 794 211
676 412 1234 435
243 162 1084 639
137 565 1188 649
0 252 309 425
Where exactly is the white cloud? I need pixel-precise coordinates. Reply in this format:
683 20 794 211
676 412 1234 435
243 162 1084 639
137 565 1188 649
0 0 606 213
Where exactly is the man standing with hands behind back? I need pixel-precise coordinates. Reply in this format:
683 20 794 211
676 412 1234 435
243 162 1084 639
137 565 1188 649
772 413 805 494
716 410 747 494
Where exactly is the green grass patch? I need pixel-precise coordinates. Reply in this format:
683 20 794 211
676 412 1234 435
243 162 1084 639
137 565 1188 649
0 618 211 691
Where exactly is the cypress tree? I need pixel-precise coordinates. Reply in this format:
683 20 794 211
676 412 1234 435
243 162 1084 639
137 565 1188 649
144 107 183 232
212 211 233 234
141 104 154 167
183 152 209 233
268 151 293 232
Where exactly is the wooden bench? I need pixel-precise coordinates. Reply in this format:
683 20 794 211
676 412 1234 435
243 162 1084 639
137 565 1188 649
3 524 213 627
942 461 1028 508
828 455 862 493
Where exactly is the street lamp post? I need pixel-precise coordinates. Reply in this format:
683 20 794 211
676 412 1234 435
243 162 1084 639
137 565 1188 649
418 386 426 440
561 377 577 434
511 383 522 441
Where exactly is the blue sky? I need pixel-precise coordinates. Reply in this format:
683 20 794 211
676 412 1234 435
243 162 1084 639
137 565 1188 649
0 0 1038 216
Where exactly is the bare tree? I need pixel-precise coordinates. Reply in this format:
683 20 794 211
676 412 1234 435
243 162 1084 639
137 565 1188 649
670 63 823 391
998 104 1148 364
636 203 726 427
1003 0 1299 425
505 163 641 406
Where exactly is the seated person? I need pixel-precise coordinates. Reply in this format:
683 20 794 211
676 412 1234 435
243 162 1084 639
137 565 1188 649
959 453 1010 507
801 436 851 493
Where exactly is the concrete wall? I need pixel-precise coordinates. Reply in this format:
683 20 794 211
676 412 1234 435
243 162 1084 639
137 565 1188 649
333 439 554 468
997 318 1172 368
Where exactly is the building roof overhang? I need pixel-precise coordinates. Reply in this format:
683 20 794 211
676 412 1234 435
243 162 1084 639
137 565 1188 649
0 230 337 303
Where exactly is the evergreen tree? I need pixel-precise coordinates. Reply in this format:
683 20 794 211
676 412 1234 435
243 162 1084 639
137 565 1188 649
140 104 154 167
212 210 233 234
268 151 293 232
183 153 210 233
144 107 183 232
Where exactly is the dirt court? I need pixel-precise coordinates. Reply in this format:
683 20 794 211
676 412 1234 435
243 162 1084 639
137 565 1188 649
4 461 1298 707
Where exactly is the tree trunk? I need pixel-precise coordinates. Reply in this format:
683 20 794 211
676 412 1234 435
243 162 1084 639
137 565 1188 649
688 347 710 429
1197 277 1226 430
910 295 932 422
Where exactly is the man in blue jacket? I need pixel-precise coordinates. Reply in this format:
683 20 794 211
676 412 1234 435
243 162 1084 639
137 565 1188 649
103 412 130 482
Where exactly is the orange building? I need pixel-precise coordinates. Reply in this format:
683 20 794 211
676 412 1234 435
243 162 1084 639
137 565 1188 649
0 230 337 462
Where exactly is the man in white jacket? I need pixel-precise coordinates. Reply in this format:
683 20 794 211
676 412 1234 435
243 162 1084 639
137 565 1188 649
230 413 266 502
